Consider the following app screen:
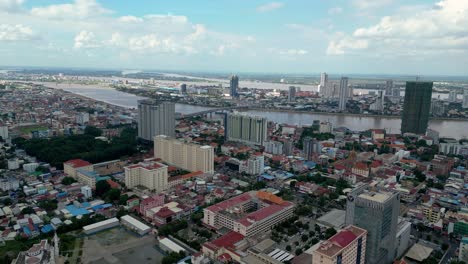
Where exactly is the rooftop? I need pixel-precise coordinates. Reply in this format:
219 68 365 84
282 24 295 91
358 191 394 203
315 225 367 257
65 159 92 168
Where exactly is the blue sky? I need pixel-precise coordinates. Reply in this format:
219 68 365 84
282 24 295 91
1 0 468 75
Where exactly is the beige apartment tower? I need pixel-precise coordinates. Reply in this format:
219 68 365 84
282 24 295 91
124 158 168 192
154 135 214 173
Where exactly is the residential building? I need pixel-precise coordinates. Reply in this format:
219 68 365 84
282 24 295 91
338 77 349 111
76 112 89 125
76 169 109 189
124 158 168 192
288 86 296 102
319 122 333 133
81 186 92 199
312 225 367 264
203 191 295 237
319 72 329 94
345 187 400 264
225 112 268 146
0 177 19 191
303 137 322 160
459 237 468 263
137 100 175 141
0 126 8 140
241 154 264 175
463 88 468 108
264 141 283 155
230 75 239 98
64 159 93 179
180 83 187 94
7 158 20 170
395 218 411 259
154 135 214 173
401 81 433 134
449 90 457 102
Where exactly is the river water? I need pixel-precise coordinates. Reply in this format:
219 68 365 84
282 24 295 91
58 85 468 139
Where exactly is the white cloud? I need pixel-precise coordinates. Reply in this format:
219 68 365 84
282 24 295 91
74 30 99 48
256 2 284 13
328 0 468 56
0 24 34 41
327 36 368 55
353 0 393 10
0 0 24 13
31 0 111 20
328 7 343 15
118 16 143 23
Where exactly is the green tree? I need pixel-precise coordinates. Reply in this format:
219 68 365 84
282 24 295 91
84 126 103 137
95 180 111 197
61 177 77 185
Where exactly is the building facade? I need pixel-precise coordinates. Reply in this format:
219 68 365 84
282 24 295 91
401 81 433 134
288 86 296 102
225 113 268 145
124 158 168 192
63 159 93 179
338 77 349 111
154 135 214 173
312 225 367 264
230 75 239 97
137 100 175 141
385 80 393 96
203 191 295 237
303 137 322 160
345 187 400 264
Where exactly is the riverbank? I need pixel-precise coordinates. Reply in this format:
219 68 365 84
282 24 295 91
247 108 468 122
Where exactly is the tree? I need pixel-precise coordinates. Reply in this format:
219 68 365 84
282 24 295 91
119 194 129 205
105 188 121 202
286 245 292 251
84 126 102 137
295 248 303 255
301 234 309 242
289 181 297 190
95 180 111 197
325 227 337 239
38 200 58 211
2 198 12 206
21 207 35 214
61 177 77 185
442 243 449 251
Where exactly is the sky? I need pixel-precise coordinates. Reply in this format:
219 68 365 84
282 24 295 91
0 0 468 75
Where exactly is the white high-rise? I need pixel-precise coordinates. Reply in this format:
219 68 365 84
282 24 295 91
319 72 328 95
225 112 268 145
154 135 214 173
449 90 457 102
338 77 349 111
463 88 468 108
138 100 175 141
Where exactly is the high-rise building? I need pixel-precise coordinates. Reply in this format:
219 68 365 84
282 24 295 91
319 72 329 94
0 126 8 140
303 137 322 160
370 91 385 112
124 158 168 192
385 80 393 96
288 86 296 102
138 100 175 141
225 112 268 145
463 88 468 108
449 90 457 102
345 186 400 264
312 225 367 264
154 135 214 173
230 75 239 98
180 83 187 94
401 81 433 134
338 77 349 111
459 237 468 263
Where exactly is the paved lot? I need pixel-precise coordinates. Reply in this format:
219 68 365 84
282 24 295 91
82 228 163 264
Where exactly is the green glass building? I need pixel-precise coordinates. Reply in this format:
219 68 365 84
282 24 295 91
401 81 433 134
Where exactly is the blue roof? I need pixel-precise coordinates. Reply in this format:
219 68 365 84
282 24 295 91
41 224 54 233
77 169 100 178
261 174 275 180
96 176 110 182
92 203 112 211
65 205 90 216
23 226 31 236
82 202 91 208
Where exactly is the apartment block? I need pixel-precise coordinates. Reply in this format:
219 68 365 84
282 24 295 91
124 158 168 192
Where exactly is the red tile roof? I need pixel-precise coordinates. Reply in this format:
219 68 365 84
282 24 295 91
64 159 92 168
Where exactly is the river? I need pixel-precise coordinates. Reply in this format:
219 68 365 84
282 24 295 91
52 84 468 139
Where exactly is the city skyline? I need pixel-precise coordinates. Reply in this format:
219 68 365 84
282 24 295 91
0 0 467 75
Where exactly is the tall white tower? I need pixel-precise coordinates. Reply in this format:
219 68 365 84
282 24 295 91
338 77 349 111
